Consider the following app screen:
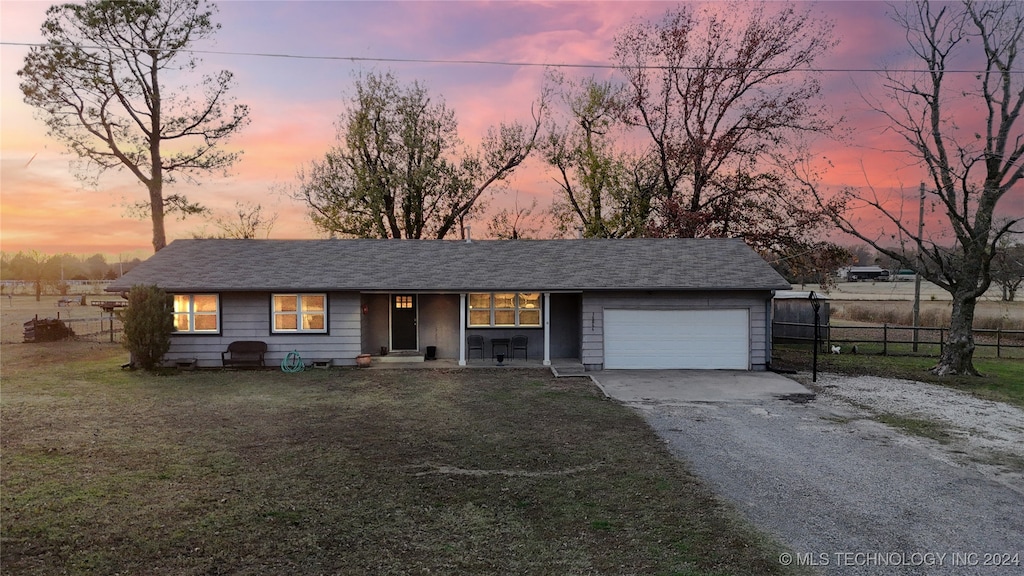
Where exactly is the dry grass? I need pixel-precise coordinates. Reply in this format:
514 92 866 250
830 299 1024 331
2 342 801 574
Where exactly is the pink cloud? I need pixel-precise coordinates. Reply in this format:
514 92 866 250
1 0 1018 256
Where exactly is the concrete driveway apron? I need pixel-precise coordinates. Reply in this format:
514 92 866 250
592 370 1024 576
593 369 813 404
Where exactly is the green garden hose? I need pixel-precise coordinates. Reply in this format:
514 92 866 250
281 350 305 373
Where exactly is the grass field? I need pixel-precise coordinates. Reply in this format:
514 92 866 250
780 282 1024 405
1 300 802 575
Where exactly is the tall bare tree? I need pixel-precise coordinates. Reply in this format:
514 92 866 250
612 1 840 254
298 71 544 239
18 0 250 252
809 0 1023 376
544 74 659 238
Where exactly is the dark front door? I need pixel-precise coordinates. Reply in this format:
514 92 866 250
391 294 417 350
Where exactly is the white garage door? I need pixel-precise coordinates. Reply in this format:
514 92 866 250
604 309 750 369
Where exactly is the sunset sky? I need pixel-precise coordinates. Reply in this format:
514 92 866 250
1 0 1019 259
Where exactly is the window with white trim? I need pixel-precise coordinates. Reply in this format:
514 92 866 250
468 292 541 327
173 294 220 333
272 294 327 333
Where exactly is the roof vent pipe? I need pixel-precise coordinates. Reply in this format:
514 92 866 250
463 226 472 243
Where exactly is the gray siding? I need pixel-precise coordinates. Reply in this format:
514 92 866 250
581 291 772 370
165 291 361 367
361 293 390 354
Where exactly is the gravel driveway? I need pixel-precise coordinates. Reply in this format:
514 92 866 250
628 372 1024 576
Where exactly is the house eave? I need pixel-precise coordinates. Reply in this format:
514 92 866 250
107 284 789 293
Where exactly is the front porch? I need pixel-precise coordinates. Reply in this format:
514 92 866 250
359 356 588 373
360 292 582 366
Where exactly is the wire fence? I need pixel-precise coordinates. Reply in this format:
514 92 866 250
66 314 123 343
773 321 1024 359
25 313 123 343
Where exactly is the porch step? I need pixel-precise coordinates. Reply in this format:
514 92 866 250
376 350 425 363
550 363 587 377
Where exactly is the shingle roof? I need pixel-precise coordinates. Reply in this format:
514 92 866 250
106 238 790 293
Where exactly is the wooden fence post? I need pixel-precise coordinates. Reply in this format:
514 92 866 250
883 323 888 356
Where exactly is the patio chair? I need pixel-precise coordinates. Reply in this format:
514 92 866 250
467 335 484 359
511 335 528 361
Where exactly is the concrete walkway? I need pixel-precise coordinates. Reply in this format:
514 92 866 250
592 369 813 403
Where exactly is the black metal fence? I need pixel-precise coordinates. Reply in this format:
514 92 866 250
773 321 1024 359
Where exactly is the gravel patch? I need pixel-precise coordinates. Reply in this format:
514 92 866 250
815 374 1024 468
629 373 1024 576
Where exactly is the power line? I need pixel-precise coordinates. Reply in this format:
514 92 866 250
3 41 1017 75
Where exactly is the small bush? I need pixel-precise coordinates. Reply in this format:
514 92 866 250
120 285 173 370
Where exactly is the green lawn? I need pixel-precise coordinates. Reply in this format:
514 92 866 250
2 343 802 576
774 344 1024 408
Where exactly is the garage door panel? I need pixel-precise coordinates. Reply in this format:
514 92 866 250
604 309 749 369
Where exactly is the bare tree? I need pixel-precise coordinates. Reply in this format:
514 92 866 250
18 0 250 252
297 71 544 239
543 74 659 238
809 0 1023 375
486 193 545 240
991 237 1024 302
613 1 839 255
208 201 278 239
765 244 853 290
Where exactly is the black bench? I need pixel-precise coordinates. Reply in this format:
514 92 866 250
222 341 267 368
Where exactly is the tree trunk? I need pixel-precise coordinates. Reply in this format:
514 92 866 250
149 48 164 252
149 181 166 252
933 290 979 376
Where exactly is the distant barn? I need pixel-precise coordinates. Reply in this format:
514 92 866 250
845 266 890 282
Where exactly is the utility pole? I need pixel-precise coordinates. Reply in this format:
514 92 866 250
913 183 924 352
